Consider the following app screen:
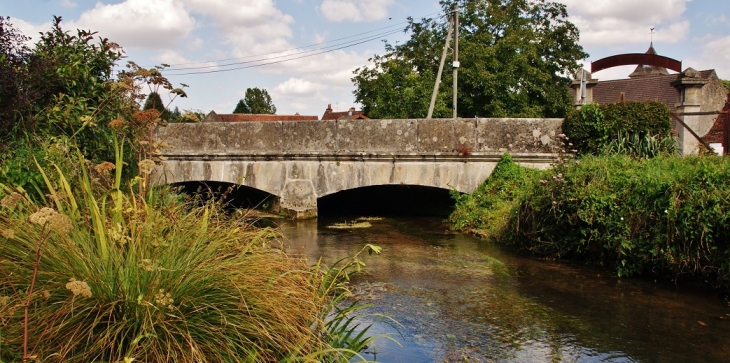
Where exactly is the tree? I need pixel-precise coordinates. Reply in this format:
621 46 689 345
143 91 171 120
233 87 277 114
352 0 588 119
722 79 730 94
0 16 33 139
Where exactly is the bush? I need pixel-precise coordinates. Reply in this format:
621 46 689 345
449 153 540 238
507 155 730 290
563 101 674 155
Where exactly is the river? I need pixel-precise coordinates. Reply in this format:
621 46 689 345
275 216 730 363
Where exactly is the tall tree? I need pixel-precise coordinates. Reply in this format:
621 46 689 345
352 0 588 118
233 87 277 114
143 91 171 120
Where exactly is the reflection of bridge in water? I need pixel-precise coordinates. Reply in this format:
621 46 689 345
153 118 562 218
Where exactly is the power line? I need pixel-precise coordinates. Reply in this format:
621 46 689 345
152 10 442 69
153 11 447 76
164 27 406 71
165 28 405 76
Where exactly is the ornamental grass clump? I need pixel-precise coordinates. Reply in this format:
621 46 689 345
0 151 371 362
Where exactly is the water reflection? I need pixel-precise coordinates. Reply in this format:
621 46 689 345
278 217 730 363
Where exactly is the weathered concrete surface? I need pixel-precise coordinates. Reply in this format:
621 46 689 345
154 118 562 218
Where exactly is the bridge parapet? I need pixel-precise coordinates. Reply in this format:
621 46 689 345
154 118 562 218
156 118 563 155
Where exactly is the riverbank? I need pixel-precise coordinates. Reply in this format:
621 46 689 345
450 153 730 293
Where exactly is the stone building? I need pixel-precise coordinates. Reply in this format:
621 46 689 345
570 45 729 155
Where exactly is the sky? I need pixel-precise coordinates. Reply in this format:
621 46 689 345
3 0 729 118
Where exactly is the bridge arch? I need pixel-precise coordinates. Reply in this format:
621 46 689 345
153 158 504 218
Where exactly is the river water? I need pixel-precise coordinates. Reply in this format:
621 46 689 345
276 216 730 363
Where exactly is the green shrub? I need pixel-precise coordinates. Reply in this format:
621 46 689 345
449 153 540 238
507 155 730 290
563 101 674 155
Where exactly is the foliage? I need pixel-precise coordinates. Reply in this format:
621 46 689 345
234 87 277 114
142 91 171 121
0 145 382 362
352 0 587 118
722 79 730 93
0 18 187 201
0 16 33 139
453 154 730 292
563 101 674 155
449 153 539 237
602 131 678 158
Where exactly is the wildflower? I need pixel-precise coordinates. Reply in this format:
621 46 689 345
552 201 557 206
139 259 159 272
109 118 126 130
80 115 97 128
95 161 116 172
108 223 130 245
138 159 156 175
154 289 174 309
621 217 624 221
0 192 23 209
0 228 15 239
66 278 92 298
539 180 548 185
557 133 566 139
29 207 73 236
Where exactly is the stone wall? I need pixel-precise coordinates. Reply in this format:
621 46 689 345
156 118 563 155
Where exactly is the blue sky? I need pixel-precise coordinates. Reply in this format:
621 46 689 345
2 0 729 118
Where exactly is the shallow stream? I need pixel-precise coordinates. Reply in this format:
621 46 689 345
278 216 730 363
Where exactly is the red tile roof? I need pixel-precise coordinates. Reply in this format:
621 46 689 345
203 111 318 122
219 114 318 122
321 104 364 120
702 93 730 146
587 70 715 114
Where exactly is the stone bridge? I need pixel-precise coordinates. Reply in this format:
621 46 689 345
152 118 562 218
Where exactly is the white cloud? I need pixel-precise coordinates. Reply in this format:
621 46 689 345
320 0 395 22
273 78 326 97
686 35 730 79
69 0 195 49
9 18 52 45
557 0 691 46
60 0 77 8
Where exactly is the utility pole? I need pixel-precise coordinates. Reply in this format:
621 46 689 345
427 12 453 119
452 3 459 119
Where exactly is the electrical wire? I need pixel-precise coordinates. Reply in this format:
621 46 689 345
165 28 405 75
153 10 442 69
152 10 448 76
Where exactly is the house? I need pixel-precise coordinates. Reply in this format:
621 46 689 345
321 104 368 121
202 110 318 122
570 44 729 155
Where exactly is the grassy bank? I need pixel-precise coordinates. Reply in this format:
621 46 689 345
0 155 376 362
450 153 730 292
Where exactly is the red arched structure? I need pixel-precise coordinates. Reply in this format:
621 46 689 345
591 53 682 74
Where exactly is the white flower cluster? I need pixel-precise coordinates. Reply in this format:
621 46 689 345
29 207 73 236
66 278 92 298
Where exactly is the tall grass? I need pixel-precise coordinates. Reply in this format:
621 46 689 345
0 149 381 362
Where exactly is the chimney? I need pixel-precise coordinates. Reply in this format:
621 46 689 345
348 107 355 116
326 104 333 113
